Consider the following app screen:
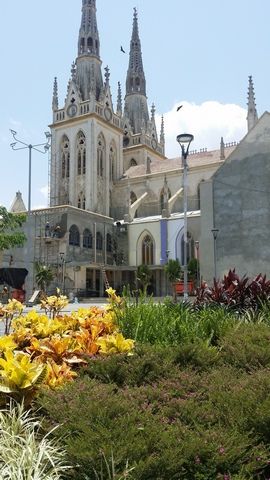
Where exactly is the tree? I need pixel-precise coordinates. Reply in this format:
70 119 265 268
0 207 26 251
164 259 181 301
137 264 152 296
35 264 54 294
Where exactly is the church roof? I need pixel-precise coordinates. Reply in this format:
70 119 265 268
124 145 236 178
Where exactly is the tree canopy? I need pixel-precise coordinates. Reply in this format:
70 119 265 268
0 206 26 251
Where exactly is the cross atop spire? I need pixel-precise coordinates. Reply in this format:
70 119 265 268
126 7 146 96
78 0 100 58
247 75 258 132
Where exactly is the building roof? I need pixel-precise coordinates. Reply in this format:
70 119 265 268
124 145 237 179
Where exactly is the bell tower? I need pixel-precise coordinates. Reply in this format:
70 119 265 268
49 0 123 216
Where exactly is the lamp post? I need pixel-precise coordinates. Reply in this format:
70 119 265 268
59 252 65 293
177 133 194 300
10 130 51 299
211 228 219 279
195 240 200 287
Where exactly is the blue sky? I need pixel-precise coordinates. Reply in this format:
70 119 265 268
1 0 270 209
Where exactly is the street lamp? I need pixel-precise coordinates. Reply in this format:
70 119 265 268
211 228 219 279
10 130 51 299
10 130 51 212
177 133 194 300
195 240 200 287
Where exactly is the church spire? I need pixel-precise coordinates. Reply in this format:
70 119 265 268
75 0 103 101
126 8 146 96
78 0 100 58
247 75 258 132
124 8 149 134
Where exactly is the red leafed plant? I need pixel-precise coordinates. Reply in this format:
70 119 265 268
195 269 270 312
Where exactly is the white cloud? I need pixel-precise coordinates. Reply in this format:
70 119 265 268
156 101 247 158
40 185 48 199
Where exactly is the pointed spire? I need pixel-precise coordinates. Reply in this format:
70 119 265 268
117 82 122 115
52 77 59 110
78 0 100 58
247 75 258 132
124 8 149 134
160 115 165 148
220 136 225 160
126 7 146 96
76 0 103 101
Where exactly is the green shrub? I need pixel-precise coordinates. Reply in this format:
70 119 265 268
37 353 270 480
219 323 270 370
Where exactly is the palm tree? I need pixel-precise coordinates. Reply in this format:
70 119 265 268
164 259 181 301
35 264 54 295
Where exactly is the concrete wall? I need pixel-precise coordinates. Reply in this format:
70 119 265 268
201 112 270 282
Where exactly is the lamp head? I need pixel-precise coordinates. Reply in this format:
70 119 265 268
211 228 219 240
177 133 194 159
45 131 52 139
10 129 17 136
10 142 17 149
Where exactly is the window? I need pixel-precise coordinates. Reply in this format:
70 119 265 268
77 131 86 176
142 235 154 265
96 232 103 250
61 135 70 179
97 134 105 177
69 225 80 247
130 158 137 167
106 233 112 252
83 229 93 249
109 143 116 182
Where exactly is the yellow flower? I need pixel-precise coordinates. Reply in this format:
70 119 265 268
3 299 24 316
0 350 47 392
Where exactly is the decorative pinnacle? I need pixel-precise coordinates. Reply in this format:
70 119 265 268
117 81 122 115
151 103 156 121
247 75 258 131
71 62 76 80
104 66 110 87
52 77 59 110
220 136 225 160
160 115 165 144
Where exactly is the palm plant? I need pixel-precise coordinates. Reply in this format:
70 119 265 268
35 263 54 294
137 264 152 297
164 259 181 301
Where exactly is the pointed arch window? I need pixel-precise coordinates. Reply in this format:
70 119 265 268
130 158 137 167
69 225 80 247
96 232 103 250
83 229 93 249
97 134 105 177
142 235 154 265
61 135 70 179
109 143 117 182
77 131 86 176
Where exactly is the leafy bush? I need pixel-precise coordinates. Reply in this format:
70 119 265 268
195 269 270 312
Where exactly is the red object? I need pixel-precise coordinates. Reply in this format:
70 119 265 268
12 289 25 303
174 281 194 295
